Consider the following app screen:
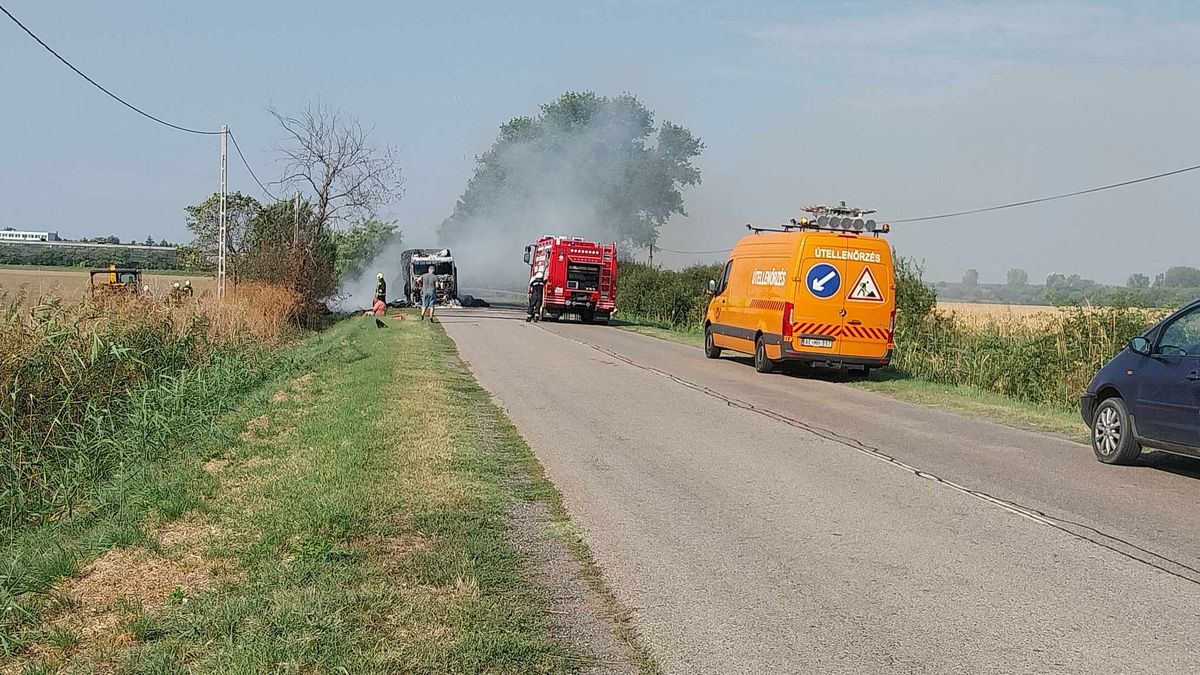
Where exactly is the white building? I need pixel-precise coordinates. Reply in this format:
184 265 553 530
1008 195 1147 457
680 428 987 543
0 229 59 243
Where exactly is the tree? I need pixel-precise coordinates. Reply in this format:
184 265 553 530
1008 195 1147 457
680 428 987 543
1162 265 1200 288
143 235 156 246
271 102 403 240
1127 273 1150 288
184 191 262 260
269 102 403 312
438 91 704 248
1006 268 1028 286
333 219 399 279
963 268 979 286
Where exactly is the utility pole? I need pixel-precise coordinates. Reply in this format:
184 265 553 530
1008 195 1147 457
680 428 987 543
217 125 228 299
292 191 300 252
648 242 654 267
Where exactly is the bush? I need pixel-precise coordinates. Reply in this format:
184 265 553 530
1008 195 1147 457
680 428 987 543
617 262 720 330
892 268 1164 409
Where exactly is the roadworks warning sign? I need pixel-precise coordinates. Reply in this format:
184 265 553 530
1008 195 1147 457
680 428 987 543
847 267 884 302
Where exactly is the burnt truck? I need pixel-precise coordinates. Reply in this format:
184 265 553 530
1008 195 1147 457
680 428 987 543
523 236 617 324
401 248 458 306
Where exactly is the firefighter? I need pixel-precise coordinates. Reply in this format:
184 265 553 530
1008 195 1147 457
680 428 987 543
526 270 545 322
374 272 386 304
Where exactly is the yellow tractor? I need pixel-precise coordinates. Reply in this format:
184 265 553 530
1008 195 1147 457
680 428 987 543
89 266 143 297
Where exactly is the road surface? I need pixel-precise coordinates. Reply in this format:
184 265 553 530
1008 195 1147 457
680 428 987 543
440 307 1200 674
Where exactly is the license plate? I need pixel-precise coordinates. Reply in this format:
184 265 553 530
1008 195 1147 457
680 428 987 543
800 337 833 349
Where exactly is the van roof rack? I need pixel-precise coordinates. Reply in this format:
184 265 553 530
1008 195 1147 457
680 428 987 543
784 201 890 234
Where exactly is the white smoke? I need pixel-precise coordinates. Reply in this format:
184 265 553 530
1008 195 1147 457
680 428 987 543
439 103 651 294
329 232 408 312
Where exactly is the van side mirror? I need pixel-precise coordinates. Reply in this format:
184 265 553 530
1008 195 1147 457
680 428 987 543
523 246 531 264
707 279 717 295
1129 336 1151 355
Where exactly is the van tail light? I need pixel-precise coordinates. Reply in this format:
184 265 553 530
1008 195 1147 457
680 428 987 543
782 302 794 341
888 309 896 343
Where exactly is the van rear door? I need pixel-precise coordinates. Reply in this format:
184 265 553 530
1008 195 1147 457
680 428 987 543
838 239 893 360
794 238 847 357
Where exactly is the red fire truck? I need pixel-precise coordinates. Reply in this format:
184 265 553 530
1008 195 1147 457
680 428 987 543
523 236 618 324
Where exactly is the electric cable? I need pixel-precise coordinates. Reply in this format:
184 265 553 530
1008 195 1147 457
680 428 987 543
654 246 733 255
228 131 279 201
892 162 1200 223
0 2 221 135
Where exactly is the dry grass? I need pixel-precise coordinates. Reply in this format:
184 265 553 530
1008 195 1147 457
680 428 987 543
196 282 303 345
3 525 226 674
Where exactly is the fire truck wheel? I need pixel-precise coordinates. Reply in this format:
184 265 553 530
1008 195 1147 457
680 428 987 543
703 325 721 359
754 335 775 374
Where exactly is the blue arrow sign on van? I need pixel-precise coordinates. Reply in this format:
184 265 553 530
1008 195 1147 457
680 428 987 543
806 263 840 299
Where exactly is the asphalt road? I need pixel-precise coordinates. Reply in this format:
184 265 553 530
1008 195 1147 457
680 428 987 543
440 307 1200 674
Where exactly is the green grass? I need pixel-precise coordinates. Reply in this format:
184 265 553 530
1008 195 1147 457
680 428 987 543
0 327 347 659
611 318 702 347
614 319 1089 444
5 314 646 673
855 378 1088 443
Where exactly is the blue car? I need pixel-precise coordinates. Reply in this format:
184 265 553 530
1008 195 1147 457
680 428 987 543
1081 300 1200 464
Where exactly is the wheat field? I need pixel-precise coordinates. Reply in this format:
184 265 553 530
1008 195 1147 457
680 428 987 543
0 267 216 303
937 301 1165 329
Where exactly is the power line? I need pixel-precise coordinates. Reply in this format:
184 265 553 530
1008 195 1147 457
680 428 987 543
228 131 279 201
2 3 282 202
655 246 732 255
655 160 1200 254
892 162 1200 223
0 2 221 135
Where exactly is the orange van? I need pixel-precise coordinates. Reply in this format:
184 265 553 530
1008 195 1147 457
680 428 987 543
703 211 895 374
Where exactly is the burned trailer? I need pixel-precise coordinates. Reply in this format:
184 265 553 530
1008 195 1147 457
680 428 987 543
401 248 458 306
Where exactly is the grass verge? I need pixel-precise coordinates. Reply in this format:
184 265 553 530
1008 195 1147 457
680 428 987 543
614 318 1089 444
5 312 648 673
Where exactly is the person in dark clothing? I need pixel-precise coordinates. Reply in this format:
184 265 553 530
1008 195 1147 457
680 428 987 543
375 273 386 303
526 271 545 322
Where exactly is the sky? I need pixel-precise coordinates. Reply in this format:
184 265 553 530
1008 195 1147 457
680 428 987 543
1 0 1197 284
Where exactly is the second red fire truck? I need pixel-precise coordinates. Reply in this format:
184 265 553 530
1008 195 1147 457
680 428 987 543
523 236 617 324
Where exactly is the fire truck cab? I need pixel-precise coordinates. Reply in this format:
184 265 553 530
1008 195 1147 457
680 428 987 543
523 236 617 324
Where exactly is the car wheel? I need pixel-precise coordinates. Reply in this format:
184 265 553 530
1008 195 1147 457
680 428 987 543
703 325 721 359
1091 397 1141 465
754 335 775 374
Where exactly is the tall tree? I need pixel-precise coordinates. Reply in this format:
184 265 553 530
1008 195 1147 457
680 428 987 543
270 102 404 240
269 102 403 311
438 91 704 248
1162 265 1200 288
1006 268 1028 286
184 191 262 259
334 219 400 279
1127 273 1150 288
963 268 980 286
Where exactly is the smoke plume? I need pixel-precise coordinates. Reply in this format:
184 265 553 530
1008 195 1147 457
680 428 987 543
437 92 703 294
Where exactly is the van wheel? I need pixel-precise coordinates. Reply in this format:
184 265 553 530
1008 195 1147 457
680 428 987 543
703 325 721 359
1091 397 1141 465
754 336 775 374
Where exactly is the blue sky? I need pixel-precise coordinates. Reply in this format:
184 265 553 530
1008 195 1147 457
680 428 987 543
1 0 1198 283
